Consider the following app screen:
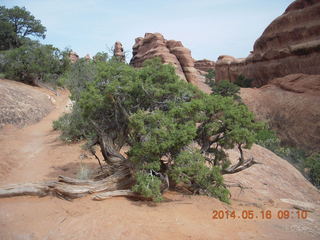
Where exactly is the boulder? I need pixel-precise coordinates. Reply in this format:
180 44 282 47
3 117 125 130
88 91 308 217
215 0 320 86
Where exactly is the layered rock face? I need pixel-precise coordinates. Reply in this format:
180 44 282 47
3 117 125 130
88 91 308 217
241 74 320 152
114 41 125 62
130 33 200 83
216 0 320 86
194 59 215 72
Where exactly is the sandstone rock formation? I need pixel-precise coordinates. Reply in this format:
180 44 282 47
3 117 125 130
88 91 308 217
240 73 320 152
130 33 200 84
114 41 125 62
84 54 91 61
68 51 79 63
216 0 320 86
194 59 215 72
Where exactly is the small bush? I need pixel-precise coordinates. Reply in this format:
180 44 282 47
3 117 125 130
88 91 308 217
52 104 95 142
0 41 70 85
170 150 230 203
205 69 215 85
304 154 320 187
235 75 253 88
210 80 240 99
257 126 319 188
132 171 163 202
76 163 92 180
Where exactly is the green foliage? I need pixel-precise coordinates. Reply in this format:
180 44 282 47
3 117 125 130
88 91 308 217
304 154 320 187
257 126 320 188
0 41 70 85
59 57 267 202
93 51 108 62
235 75 253 88
128 110 197 171
132 172 163 202
64 59 97 100
52 104 95 142
0 6 46 50
205 69 215 84
170 150 230 203
210 80 240 99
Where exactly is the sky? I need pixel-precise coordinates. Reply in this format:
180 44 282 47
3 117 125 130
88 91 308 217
2 0 293 61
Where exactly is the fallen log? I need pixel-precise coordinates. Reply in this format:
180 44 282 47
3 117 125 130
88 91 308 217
0 167 133 200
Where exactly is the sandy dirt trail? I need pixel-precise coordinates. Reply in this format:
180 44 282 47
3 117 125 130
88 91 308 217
0 89 319 240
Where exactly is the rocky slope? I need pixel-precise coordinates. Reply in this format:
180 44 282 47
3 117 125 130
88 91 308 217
241 73 320 152
215 0 320 86
0 79 55 128
130 33 200 84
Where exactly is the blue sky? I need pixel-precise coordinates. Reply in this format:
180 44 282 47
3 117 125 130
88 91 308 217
2 0 293 61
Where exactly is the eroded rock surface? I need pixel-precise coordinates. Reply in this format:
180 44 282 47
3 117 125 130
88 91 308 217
114 41 125 62
241 74 320 152
216 0 320 86
130 33 200 83
194 59 215 72
0 79 54 128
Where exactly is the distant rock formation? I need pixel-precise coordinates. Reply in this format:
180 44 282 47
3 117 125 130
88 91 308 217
68 51 79 63
241 73 320 152
216 0 320 86
84 54 91 61
194 59 215 72
114 41 125 62
130 33 200 84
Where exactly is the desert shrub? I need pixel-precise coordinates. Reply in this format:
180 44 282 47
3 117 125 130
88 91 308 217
210 80 240 99
52 104 95 142
205 69 215 85
257 126 320 188
76 163 93 180
93 51 108 62
132 172 163 202
0 41 70 85
235 75 253 88
304 154 320 187
57 57 265 202
63 59 97 100
170 150 230 203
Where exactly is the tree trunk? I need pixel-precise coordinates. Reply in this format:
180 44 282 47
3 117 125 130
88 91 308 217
0 130 135 201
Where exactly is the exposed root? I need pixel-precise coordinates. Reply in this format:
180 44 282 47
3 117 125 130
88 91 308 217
0 167 133 200
222 157 261 175
92 190 138 200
